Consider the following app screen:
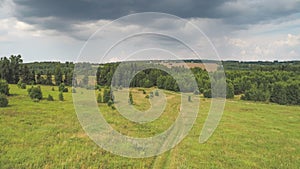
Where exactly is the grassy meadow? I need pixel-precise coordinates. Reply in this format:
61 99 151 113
0 84 300 168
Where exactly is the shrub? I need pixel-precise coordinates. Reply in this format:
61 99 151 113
47 94 54 101
28 86 43 100
72 88 76 93
226 82 235 99
203 89 212 98
63 88 68 92
193 89 200 95
142 89 146 94
107 99 113 107
155 90 159 96
58 83 68 92
59 92 64 101
188 95 192 102
97 93 103 103
149 92 154 99
0 94 8 107
0 79 9 95
51 87 55 91
20 83 26 89
128 91 133 105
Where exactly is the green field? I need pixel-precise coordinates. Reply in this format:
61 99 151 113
1 85 300 168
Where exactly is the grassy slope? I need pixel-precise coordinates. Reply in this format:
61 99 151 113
0 85 299 168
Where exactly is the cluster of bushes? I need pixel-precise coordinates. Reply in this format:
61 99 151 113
26 85 66 102
97 88 114 109
270 81 300 105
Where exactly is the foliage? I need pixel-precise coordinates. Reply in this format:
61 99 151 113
28 86 43 100
0 93 8 107
0 79 10 95
128 91 133 105
97 93 102 103
154 90 159 96
58 83 68 92
54 65 63 86
203 89 212 98
47 94 54 101
107 100 113 107
59 92 64 101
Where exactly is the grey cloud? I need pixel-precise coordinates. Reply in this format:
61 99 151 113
10 0 300 41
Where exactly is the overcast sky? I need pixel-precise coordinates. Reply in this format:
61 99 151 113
0 0 299 62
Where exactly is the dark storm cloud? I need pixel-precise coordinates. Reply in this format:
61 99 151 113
11 0 300 40
13 0 229 20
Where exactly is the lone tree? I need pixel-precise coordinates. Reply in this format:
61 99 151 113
0 79 9 95
28 86 43 100
128 91 133 105
0 93 8 107
59 92 64 101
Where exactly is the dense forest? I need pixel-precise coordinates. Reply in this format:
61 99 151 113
0 55 299 105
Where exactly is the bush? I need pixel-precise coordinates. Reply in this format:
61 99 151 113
51 87 55 91
226 82 235 99
128 91 133 105
20 83 26 89
188 95 192 102
47 94 54 101
72 88 76 93
155 90 159 96
59 92 64 101
203 89 212 98
97 93 102 103
28 86 43 100
0 79 9 95
58 83 68 92
142 89 146 94
107 99 113 107
63 88 68 92
0 94 8 107
193 89 200 95
242 84 270 102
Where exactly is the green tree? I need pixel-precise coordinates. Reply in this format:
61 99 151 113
59 92 64 101
45 71 53 85
0 79 9 95
286 81 300 105
270 82 287 105
54 65 63 86
9 55 23 84
103 88 111 103
128 91 133 105
0 57 11 82
226 82 235 99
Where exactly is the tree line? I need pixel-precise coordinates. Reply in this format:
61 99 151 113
1 55 299 105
